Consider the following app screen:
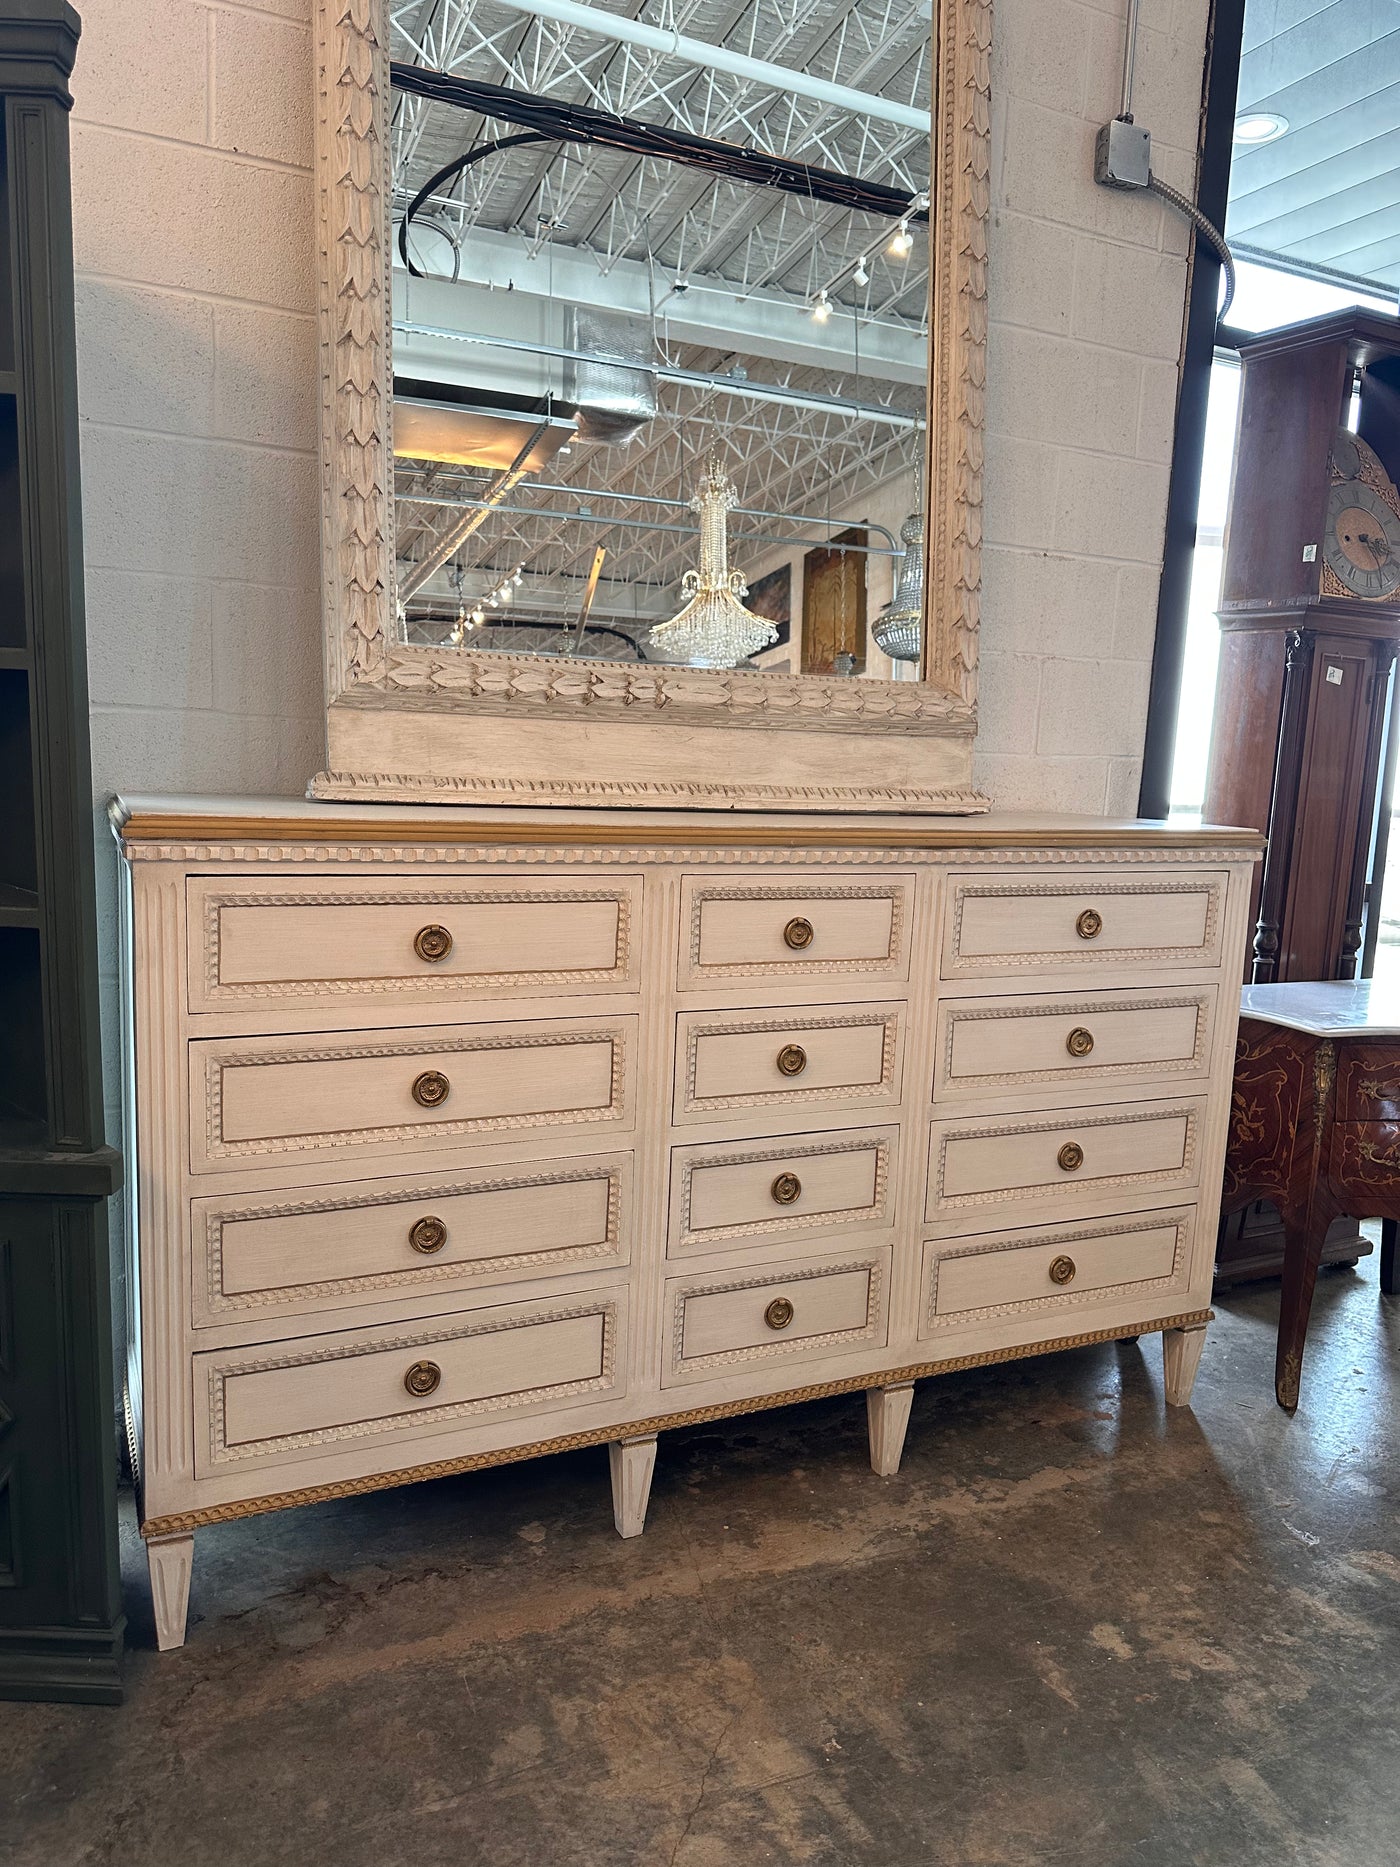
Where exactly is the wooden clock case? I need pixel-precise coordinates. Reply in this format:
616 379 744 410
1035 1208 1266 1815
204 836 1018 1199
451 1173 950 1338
1205 308 1400 1282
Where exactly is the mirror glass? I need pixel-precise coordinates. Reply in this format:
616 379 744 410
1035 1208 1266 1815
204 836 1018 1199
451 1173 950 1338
388 0 930 678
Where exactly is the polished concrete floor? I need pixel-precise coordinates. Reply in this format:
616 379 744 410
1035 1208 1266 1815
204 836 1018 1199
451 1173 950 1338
6 1264 1400 1867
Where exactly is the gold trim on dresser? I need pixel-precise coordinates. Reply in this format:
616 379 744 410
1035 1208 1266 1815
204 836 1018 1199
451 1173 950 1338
139 1310 1214 1540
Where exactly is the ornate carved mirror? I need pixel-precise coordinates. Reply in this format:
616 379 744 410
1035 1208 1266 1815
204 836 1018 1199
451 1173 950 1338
311 0 989 811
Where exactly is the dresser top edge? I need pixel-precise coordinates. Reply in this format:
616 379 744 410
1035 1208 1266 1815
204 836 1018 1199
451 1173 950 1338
108 795 1264 858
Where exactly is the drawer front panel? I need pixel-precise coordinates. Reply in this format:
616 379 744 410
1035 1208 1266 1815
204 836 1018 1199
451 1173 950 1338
942 871 1227 978
676 1005 903 1121
1336 1047 1400 1122
936 988 1215 1100
192 1153 631 1324
1328 1121 1400 1204
680 875 914 986
190 1017 634 1169
670 1127 895 1257
920 1209 1194 1333
187 874 641 1009
927 1100 1203 1221
194 1290 626 1470
664 1247 890 1385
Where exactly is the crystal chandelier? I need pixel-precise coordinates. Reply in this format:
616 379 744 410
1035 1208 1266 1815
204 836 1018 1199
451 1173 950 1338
647 461 778 668
871 499 924 663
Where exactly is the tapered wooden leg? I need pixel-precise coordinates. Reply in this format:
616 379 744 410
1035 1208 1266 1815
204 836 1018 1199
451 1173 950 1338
146 1531 194 1651
1381 1220 1399 1297
609 1434 658 1539
866 1382 915 1477
1161 1324 1208 1407
1277 1188 1340 1412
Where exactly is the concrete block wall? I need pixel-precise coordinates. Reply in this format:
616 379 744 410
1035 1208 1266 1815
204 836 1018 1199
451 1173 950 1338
68 0 1209 1353
977 0 1209 811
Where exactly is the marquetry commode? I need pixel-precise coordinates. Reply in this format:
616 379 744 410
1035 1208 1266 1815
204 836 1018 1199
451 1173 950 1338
112 797 1259 1648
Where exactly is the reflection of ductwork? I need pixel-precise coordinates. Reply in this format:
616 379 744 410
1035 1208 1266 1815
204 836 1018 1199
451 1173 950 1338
565 308 656 445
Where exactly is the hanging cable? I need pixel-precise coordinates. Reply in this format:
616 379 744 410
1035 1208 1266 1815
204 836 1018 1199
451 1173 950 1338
391 63 928 277
398 129 551 278
1147 172 1236 319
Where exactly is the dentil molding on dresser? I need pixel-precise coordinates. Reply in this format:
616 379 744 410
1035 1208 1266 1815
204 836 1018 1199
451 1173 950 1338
111 798 1259 1649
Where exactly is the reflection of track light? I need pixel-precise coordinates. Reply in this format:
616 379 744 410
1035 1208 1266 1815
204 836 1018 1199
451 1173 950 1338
811 289 832 322
888 219 913 258
853 257 870 287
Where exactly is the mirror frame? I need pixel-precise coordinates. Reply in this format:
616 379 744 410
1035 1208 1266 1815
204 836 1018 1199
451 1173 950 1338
310 0 990 812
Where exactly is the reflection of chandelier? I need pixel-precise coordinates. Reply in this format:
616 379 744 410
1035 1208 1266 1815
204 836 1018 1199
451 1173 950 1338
871 501 924 663
647 461 778 668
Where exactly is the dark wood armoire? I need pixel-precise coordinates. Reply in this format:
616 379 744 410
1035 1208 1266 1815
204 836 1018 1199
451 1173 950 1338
1205 308 1400 1283
0 0 124 1701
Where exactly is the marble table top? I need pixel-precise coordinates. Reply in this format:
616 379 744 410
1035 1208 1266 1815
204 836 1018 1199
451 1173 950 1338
1239 979 1400 1039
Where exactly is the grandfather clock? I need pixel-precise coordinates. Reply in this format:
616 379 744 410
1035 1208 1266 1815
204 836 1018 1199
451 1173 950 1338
1205 307 1400 1282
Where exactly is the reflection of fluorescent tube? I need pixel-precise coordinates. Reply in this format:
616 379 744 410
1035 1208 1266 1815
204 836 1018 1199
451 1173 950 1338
397 421 548 601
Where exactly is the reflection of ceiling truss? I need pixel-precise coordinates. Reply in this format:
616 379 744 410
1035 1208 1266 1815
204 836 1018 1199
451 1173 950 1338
390 0 930 299
396 340 922 601
389 0 930 612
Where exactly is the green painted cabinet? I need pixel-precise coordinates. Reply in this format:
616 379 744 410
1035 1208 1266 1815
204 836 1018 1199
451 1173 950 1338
0 1 123 1703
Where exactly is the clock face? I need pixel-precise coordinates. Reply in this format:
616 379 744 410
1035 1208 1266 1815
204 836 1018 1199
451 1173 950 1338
1325 479 1400 600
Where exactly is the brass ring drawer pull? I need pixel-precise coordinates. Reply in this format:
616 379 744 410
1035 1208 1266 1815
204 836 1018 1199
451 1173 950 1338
403 1359 442 1398
1076 908 1103 941
1066 1026 1095 1058
764 1296 795 1331
770 1171 802 1205
1057 1142 1084 1173
1048 1255 1077 1287
409 1214 448 1255
412 1069 451 1109
783 916 815 951
414 924 453 963
776 1043 808 1077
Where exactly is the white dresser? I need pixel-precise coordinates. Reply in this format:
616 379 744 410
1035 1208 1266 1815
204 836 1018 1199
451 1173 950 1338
113 797 1258 1648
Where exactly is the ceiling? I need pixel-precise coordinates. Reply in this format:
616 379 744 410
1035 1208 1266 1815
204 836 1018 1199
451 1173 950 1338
1228 0 1400 290
387 0 931 633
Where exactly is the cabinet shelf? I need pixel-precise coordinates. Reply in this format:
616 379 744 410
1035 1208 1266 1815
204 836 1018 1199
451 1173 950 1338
0 645 29 669
0 882 39 927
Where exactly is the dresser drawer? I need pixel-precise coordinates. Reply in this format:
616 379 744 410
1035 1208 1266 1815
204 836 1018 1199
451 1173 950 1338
664 1247 890 1384
194 1289 626 1470
679 874 914 987
186 873 641 1011
935 987 1215 1102
920 1209 1194 1332
675 1004 903 1122
941 870 1228 980
191 1153 631 1325
189 1016 634 1170
668 1127 895 1257
926 1099 1204 1224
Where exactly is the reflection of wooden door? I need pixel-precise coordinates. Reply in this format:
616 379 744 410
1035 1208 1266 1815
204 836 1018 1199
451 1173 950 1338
801 529 867 674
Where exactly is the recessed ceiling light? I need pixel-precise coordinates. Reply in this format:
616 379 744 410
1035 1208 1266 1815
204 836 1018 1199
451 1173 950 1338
1234 112 1288 145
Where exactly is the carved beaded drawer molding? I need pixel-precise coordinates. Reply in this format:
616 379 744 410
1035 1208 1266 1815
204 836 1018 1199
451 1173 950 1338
112 796 1258 1649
